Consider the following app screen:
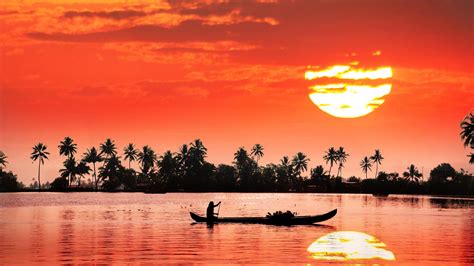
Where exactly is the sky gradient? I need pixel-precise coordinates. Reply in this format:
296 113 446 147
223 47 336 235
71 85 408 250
1 0 473 184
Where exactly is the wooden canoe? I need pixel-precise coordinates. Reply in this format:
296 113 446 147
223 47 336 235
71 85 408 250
190 209 337 225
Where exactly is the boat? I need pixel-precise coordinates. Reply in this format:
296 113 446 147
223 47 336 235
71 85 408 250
190 209 337 225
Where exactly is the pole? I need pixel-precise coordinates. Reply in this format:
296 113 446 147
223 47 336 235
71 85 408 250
216 203 221 218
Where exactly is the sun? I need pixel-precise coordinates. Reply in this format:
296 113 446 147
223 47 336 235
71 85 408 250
307 231 396 261
305 63 393 118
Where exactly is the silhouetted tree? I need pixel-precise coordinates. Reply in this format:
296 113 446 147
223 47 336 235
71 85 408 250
429 163 456 184
335 147 349 177
291 152 309 191
370 149 384 179
58 137 77 159
403 164 422 183
460 112 474 164
310 165 329 191
214 164 237 191
99 155 124 191
360 156 372 179
323 147 337 177
0 170 21 191
100 138 117 159
157 150 180 191
83 147 103 190
251 144 264 164
76 161 91 186
138 145 157 175
276 156 292 191
123 143 138 169
189 139 207 166
59 157 77 187
234 147 256 191
0 151 7 170
31 143 49 191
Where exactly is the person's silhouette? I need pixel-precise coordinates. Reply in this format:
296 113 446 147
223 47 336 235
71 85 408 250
206 201 221 222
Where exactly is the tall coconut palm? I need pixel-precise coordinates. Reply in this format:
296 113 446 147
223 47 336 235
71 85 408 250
0 151 7 170
83 147 103 190
360 156 372 179
291 152 309 177
158 150 179 188
100 138 117 159
403 164 422 183
31 143 49 191
123 143 138 169
460 113 474 164
189 139 207 166
234 147 250 171
58 136 77 158
370 149 384 178
251 144 264 164
335 147 349 177
177 144 189 175
138 145 157 175
323 147 337 177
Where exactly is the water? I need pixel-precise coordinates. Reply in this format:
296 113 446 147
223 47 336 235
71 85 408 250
0 193 472 264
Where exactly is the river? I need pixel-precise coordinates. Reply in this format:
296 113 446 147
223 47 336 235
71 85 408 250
0 192 472 264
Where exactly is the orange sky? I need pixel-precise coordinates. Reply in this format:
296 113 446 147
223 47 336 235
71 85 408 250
1 0 473 184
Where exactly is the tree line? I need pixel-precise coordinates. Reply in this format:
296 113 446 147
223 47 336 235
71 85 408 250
0 113 472 195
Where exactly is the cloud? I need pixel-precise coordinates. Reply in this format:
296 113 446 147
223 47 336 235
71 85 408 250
27 19 276 42
63 10 149 20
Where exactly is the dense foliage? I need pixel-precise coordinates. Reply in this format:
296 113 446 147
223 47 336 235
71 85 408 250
1 125 473 195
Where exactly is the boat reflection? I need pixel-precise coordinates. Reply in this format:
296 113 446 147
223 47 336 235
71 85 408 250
307 231 395 261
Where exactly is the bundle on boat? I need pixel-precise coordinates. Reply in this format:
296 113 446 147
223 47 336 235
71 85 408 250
266 210 297 223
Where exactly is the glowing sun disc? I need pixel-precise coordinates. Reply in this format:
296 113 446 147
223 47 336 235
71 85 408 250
305 64 393 118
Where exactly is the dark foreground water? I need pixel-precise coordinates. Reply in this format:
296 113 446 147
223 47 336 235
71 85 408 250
0 193 472 264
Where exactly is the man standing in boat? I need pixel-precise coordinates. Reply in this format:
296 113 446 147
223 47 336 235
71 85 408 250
206 201 221 222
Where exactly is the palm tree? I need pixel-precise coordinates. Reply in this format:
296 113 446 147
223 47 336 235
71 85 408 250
291 152 309 191
360 156 372 179
280 156 290 166
370 149 384 178
138 145 157 175
189 139 207 166
234 147 250 170
100 138 117 159
335 147 349 177
123 143 138 169
158 150 179 189
460 113 474 164
291 152 309 176
177 144 189 176
323 147 337 177
310 165 328 184
0 151 7 170
60 157 77 186
31 143 49 191
58 136 77 158
75 161 91 186
83 147 103 190
403 164 422 183
251 144 264 164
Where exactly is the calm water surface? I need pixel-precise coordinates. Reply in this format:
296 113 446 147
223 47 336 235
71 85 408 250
0 193 472 264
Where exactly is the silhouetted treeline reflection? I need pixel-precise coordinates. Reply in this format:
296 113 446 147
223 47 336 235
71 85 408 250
0 138 472 196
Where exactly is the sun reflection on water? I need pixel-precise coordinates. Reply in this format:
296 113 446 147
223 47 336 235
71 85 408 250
307 231 395 261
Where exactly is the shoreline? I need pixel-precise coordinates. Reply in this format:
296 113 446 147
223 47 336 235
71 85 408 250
1 190 472 198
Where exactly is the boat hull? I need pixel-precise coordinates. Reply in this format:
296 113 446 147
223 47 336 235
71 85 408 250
190 209 337 225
